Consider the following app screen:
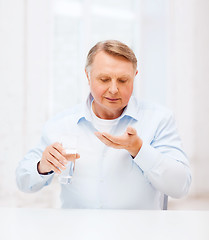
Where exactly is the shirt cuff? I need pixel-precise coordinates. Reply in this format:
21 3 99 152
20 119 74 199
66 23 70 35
25 159 54 183
133 143 161 172
37 161 54 176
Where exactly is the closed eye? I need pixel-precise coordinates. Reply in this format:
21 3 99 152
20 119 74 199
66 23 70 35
100 78 110 82
118 79 128 83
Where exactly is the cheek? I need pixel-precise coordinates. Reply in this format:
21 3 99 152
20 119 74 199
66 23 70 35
121 85 133 101
90 83 106 98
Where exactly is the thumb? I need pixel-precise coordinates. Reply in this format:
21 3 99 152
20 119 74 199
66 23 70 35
126 126 137 135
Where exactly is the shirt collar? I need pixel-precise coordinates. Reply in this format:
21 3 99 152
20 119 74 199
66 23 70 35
76 93 139 123
120 96 139 121
76 93 93 123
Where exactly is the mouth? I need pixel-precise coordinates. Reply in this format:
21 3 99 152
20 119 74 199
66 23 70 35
105 97 120 102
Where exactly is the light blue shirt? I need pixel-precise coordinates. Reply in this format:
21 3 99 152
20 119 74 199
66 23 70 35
16 94 191 209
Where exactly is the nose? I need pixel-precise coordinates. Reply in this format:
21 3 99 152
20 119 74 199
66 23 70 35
109 80 118 94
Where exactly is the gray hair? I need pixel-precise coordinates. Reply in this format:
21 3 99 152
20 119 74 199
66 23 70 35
85 40 137 72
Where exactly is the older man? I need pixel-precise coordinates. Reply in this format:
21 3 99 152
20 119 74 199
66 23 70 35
16 40 191 209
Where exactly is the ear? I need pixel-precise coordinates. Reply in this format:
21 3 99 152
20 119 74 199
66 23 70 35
85 69 90 85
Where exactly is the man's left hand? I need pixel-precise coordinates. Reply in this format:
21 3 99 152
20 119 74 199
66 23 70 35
95 126 143 158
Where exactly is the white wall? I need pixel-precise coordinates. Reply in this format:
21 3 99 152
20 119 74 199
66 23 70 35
0 0 60 208
0 0 25 206
167 0 209 196
24 0 53 150
192 0 209 194
138 0 169 105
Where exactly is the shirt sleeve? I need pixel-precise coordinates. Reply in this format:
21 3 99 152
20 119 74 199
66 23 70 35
133 111 192 198
16 131 54 193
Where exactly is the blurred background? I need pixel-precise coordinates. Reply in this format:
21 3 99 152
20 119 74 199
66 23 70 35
0 0 209 210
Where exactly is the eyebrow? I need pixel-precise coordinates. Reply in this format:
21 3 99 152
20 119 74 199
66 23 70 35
96 74 131 79
97 74 111 79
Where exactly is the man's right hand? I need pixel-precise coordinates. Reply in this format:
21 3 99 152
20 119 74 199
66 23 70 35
37 142 80 174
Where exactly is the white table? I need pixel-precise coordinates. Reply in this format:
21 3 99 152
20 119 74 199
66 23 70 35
1 207 209 240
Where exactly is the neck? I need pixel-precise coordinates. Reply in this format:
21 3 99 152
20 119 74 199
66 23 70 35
92 101 123 120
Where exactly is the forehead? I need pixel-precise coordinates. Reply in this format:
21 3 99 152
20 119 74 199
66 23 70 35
90 51 135 75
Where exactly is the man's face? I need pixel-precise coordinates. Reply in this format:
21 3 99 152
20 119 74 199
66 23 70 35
86 51 138 119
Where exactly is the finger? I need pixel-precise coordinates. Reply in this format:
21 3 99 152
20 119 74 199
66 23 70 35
46 152 66 170
126 126 137 135
101 132 127 145
95 131 122 145
53 142 66 155
65 153 80 162
95 132 124 149
45 158 62 174
49 146 68 165
95 131 108 142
